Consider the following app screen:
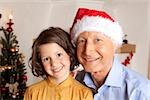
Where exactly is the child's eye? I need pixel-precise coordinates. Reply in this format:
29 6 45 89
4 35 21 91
41 57 50 63
56 53 63 58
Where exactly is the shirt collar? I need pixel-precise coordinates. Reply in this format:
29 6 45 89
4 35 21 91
83 56 123 88
104 56 123 87
47 74 73 89
84 73 97 89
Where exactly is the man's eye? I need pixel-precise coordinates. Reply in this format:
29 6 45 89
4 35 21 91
95 38 102 42
80 40 85 42
96 38 100 42
77 39 86 44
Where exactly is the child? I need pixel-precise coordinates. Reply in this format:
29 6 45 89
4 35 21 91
24 27 93 100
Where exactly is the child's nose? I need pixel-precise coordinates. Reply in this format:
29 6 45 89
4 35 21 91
50 59 59 68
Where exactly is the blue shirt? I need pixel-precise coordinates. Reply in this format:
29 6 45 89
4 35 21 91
83 57 150 100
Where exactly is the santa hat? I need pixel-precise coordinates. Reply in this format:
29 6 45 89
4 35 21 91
70 8 124 46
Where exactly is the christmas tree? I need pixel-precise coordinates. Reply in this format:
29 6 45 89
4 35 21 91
0 14 27 100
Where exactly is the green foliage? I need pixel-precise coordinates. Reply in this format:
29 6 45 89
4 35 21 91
0 27 27 100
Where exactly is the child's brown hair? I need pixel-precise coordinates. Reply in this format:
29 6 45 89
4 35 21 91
29 27 78 78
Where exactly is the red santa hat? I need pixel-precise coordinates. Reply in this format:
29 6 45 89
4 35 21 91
70 8 124 46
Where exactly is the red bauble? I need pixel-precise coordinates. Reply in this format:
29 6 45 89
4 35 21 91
6 27 13 32
122 52 134 66
1 87 7 93
22 75 27 81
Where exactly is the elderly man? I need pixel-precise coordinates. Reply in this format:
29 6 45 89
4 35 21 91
70 8 150 100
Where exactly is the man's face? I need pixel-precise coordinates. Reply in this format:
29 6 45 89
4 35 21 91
76 31 116 73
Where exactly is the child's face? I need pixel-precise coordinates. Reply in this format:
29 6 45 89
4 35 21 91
39 43 70 82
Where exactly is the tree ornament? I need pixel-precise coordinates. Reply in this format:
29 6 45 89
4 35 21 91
22 75 27 81
1 87 7 93
123 34 128 44
14 46 19 52
19 53 25 62
10 47 15 52
5 82 19 97
122 52 133 66
20 53 25 59
6 15 14 33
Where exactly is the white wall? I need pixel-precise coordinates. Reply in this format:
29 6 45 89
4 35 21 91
113 1 149 77
0 0 149 85
49 0 105 31
148 0 150 79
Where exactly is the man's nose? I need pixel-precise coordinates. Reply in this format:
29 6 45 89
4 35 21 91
84 41 95 55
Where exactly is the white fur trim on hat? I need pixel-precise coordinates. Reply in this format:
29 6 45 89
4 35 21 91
71 16 124 46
